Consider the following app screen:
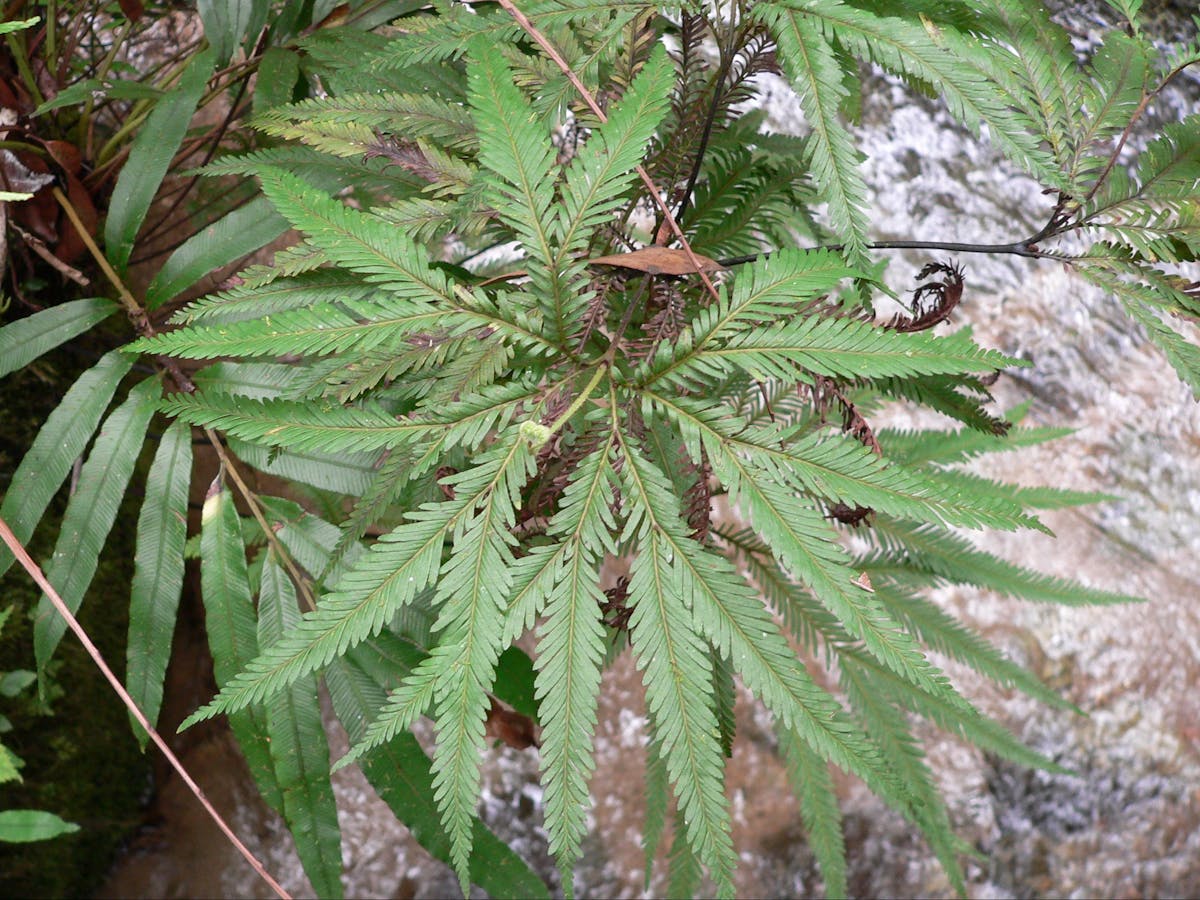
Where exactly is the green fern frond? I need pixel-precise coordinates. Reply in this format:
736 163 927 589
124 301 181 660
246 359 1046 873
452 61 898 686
1077 256 1200 396
776 723 847 899
838 655 966 894
866 515 1144 605
1071 30 1152 185
655 393 1039 531
159 393 433 453
181 428 538 731
878 413 1074 466
879 372 1013 434
558 45 672 259
849 650 1065 773
521 14 638 120
668 249 857 358
255 92 477 153
691 415 968 710
134 303 441 360
256 168 467 303
648 313 1020 393
872 580 1074 711
687 146 812 258
522 440 618 882
977 0 1084 168
374 197 492 244
170 271 372 325
616 439 737 895
754 4 870 262
423 436 537 890
467 43 572 341
234 241 328 289
379 0 652 68
1090 118 1200 213
768 0 1058 184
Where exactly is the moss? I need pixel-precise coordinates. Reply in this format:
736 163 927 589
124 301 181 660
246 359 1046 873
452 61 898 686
0 347 151 898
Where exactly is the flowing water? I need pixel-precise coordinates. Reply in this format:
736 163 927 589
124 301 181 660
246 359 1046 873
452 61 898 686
101 5 1200 897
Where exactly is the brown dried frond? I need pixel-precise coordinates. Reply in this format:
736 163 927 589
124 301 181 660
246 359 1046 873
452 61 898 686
885 260 965 333
600 575 633 631
684 446 714 543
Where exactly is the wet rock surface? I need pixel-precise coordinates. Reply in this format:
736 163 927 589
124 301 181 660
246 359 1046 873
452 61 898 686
100 5 1200 898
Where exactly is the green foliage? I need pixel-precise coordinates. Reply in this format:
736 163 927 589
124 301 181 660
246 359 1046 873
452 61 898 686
2 1 1198 897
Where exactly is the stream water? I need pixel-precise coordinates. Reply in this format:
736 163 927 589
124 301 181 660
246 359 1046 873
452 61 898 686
100 4 1200 898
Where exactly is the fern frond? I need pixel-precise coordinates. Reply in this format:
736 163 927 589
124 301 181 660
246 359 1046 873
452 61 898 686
422 342 514 408
1070 30 1152 185
256 167 465 302
690 415 968 709
1090 118 1200 215
522 13 639 120
878 414 1074 467
557 44 672 260
1077 256 1200 396
530 441 617 881
234 240 328 289
848 651 1063 773
879 372 1013 434
866 515 1144 605
977 0 1084 169
872 580 1073 711
422 436 537 890
687 146 812 259
754 4 870 262
160 393 433 453
467 43 573 341
616 439 737 895
648 313 1021 392
838 655 966 894
374 197 493 244
655 393 1039 532
171 271 372 325
255 92 477 153
766 0 1058 184
180 426 540 729
379 0 652 67
134 303 441 360
776 722 847 900
674 249 857 353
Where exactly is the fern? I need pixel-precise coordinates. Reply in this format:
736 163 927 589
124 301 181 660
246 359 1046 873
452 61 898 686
90 2 1200 897
755 4 871 262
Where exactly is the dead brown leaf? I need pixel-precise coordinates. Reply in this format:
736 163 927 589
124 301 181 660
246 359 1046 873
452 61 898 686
588 246 724 276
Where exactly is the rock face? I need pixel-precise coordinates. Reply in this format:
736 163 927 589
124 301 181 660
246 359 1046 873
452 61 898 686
101 6 1200 899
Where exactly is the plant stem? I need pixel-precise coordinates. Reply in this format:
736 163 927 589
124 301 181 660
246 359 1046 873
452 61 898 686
716 236 1053 268
549 364 609 435
0 516 292 900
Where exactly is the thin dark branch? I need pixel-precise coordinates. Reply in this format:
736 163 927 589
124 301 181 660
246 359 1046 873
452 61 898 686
672 26 738 227
717 237 1054 268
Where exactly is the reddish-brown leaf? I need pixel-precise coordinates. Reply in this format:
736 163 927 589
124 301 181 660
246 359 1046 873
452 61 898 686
588 246 724 276
118 0 145 21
